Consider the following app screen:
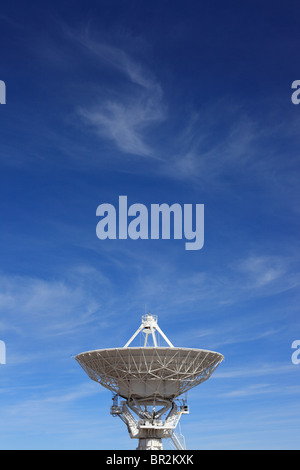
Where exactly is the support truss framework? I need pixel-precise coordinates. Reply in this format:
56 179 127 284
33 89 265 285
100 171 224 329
75 346 223 399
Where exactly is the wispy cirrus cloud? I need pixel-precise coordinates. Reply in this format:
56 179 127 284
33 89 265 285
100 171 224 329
125 250 299 314
232 254 300 293
0 266 112 339
165 110 258 182
75 37 166 158
215 363 296 379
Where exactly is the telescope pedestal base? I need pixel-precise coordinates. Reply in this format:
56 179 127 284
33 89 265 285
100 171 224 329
137 438 163 450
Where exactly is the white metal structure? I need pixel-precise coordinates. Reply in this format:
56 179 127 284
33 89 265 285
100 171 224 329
75 314 224 450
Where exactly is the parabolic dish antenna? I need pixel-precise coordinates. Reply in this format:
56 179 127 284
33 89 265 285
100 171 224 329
75 314 224 450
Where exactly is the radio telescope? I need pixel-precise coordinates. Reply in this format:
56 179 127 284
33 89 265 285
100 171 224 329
75 314 224 450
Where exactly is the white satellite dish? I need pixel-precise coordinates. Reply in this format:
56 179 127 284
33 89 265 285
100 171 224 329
75 314 224 450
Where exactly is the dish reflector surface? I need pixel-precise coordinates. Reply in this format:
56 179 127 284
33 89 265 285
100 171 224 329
75 346 223 399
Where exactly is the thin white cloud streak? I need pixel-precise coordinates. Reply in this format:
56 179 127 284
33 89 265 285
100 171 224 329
158 99 300 199
6 382 101 418
75 37 166 157
215 363 296 379
76 40 156 91
0 267 112 338
171 313 284 351
231 254 300 293
129 251 299 314
159 107 259 182
220 383 271 398
220 383 300 398
234 255 287 287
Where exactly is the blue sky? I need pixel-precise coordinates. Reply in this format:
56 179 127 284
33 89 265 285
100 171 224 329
0 0 299 449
